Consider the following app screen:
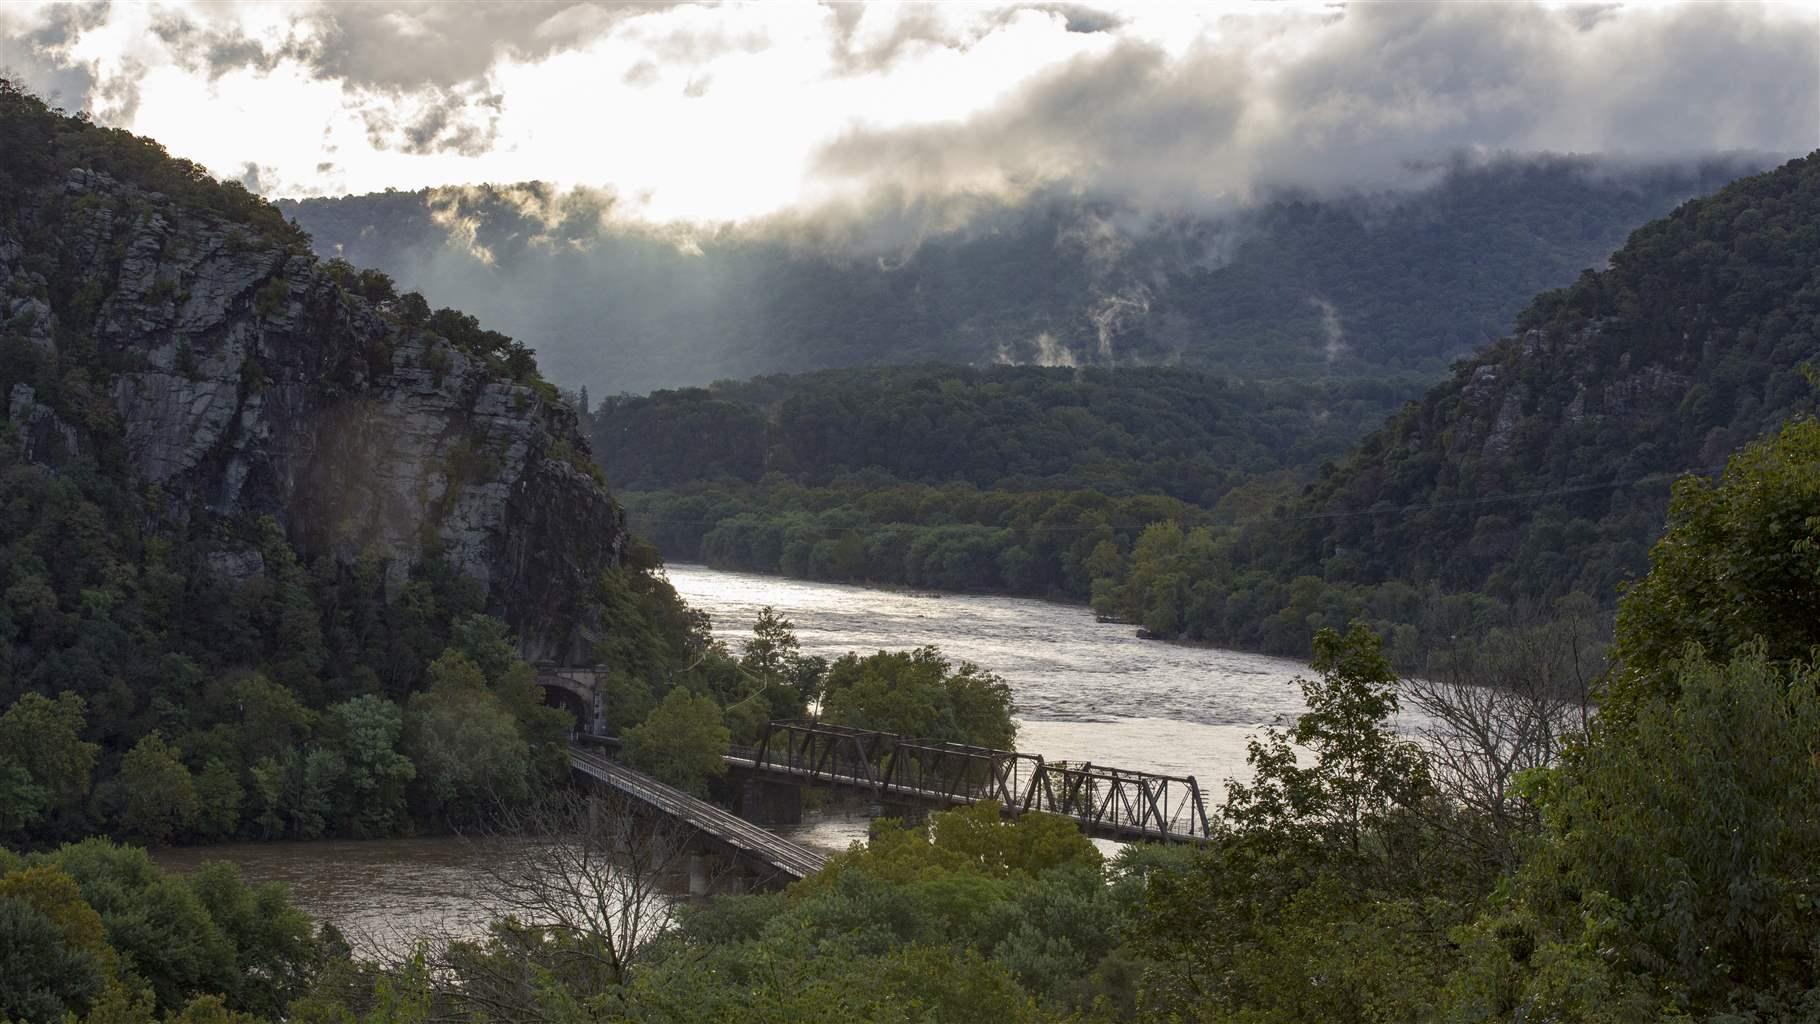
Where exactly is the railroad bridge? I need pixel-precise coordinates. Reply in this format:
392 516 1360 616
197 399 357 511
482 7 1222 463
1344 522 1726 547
726 721 1213 845
566 718 1212 889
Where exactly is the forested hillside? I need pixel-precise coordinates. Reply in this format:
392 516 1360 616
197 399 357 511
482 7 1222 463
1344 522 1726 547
593 365 1410 501
0 81 721 848
1095 152 1820 653
589 366 1396 600
280 158 1754 394
602 155 1820 666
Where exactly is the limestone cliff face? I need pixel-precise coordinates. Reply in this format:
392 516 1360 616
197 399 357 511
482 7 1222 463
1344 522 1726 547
1 167 623 662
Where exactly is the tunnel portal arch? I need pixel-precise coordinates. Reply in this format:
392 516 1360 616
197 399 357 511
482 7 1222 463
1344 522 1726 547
535 666 607 736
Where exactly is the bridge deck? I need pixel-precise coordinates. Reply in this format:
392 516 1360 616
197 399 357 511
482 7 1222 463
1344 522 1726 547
724 754 1204 844
569 747 829 881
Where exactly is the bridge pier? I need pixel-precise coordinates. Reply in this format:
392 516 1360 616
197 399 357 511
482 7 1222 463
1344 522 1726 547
737 777 804 826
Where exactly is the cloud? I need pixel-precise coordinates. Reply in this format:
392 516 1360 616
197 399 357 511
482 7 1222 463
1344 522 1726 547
812 3 1820 211
0 1 106 111
360 82 505 156
2 1 1814 224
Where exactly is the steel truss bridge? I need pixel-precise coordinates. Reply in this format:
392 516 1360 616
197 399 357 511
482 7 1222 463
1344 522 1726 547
730 720 1213 844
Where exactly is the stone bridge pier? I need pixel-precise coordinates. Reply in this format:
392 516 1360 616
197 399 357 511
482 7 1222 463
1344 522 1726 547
536 665 608 736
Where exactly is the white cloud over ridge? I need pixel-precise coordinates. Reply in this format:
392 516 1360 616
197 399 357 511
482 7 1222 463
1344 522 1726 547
0 1 1815 223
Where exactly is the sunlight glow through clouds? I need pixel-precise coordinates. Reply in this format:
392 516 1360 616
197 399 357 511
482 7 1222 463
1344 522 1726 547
57 0 1132 221
2 0 1814 224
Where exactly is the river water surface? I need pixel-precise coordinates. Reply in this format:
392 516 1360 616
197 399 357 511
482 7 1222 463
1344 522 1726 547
159 565 1327 939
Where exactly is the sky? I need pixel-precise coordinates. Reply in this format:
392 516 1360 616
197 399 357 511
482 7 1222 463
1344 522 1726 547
1 1 1817 224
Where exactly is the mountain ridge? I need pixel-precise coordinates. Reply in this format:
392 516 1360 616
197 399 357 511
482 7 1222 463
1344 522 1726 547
0 81 624 664
278 155 1761 395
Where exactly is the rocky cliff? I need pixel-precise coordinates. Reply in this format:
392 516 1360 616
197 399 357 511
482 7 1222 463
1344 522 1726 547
2 149 624 663
1269 152 1820 602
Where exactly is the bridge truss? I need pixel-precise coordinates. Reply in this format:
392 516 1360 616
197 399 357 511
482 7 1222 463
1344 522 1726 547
739 721 1212 843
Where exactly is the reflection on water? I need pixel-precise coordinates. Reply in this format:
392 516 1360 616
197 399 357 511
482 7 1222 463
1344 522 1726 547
153 837 521 948
663 563 1335 852
665 563 1316 790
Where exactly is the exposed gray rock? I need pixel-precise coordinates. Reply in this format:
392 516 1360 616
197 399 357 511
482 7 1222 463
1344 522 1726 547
7 384 82 467
205 549 267 588
2 166 625 662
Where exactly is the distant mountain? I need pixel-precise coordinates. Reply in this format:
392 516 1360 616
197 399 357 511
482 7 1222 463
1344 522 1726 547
1090 152 1820 657
279 157 1760 395
1284 152 1820 600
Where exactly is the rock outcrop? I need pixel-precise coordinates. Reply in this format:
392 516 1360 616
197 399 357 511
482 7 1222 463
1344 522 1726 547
1 166 624 663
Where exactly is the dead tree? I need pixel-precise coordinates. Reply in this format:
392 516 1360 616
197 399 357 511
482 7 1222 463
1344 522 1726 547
386 787 709 1024
1403 611 1601 870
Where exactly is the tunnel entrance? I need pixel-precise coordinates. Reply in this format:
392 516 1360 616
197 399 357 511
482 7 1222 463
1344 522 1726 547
539 683 590 731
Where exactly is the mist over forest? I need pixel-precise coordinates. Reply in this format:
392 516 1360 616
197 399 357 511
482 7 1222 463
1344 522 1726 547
281 154 1762 396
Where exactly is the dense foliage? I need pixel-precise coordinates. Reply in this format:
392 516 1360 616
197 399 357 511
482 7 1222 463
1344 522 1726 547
596 364 1401 628
0 82 305 249
0 841 332 1023
592 365 1410 503
281 158 1753 394
0 81 685 848
1202 152 1820 639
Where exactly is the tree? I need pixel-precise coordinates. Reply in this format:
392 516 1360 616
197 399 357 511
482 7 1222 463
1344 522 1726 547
184 862 320 1017
191 760 243 841
1450 645 1820 1019
405 651 531 822
0 691 98 834
110 733 197 845
741 606 800 679
1403 604 1598 870
45 840 237 1013
425 788 695 1016
0 894 106 1023
821 648 1016 749
1222 625 1431 857
622 688 729 797
323 695 414 837
0 865 114 1024
1607 417 1820 720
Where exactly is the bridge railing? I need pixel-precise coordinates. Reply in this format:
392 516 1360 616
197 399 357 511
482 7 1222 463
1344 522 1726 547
741 721 1211 841
1023 761 1210 840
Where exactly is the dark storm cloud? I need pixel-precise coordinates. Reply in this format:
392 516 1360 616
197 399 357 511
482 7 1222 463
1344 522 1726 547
814 3 1820 209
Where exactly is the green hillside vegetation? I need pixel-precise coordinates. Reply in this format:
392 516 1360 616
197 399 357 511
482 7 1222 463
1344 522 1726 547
17 417 1818 1020
594 365 1398 604
281 158 1753 394
1103 150 1820 655
593 365 1408 503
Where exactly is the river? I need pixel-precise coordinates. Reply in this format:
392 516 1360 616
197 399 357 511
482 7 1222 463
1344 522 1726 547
666 564 1312 788
158 564 1324 940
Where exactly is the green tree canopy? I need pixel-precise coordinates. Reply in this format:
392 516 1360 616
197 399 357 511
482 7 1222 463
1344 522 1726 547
1607 416 1820 719
821 647 1016 750
1451 645 1820 1020
622 688 731 797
